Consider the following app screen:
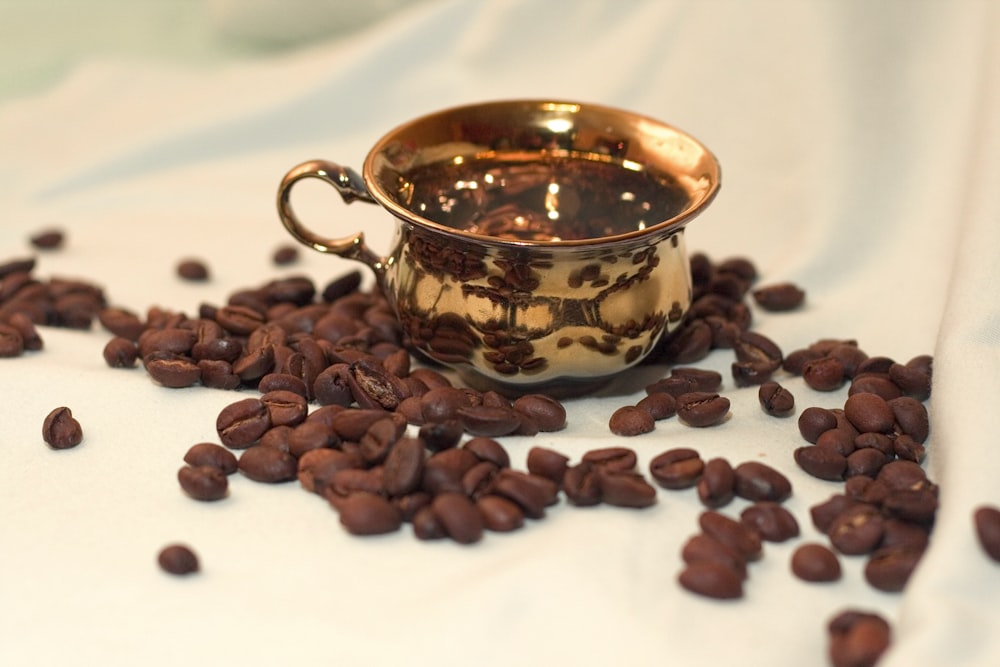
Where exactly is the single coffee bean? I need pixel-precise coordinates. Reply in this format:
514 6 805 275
597 470 657 508
216 397 271 449
827 343 869 379
635 392 677 420
476 494 525 532
420 386 477 423
608 405 655 436
237 446 297 483
697 457 735 508
358 417 403 465
29 228 66 250
810 494 857 533
326 467 385 498
887 396 929 443
731 360 775 387
456 405 522 437
734 330 783 369
793 445 847 481
659 318 712 364
183 442 238 474
699 510 762 561
492 469 557 518
418 419 464 452
176 259 210 281
864 544 924 592
740 502 799 542
260 390 308 428
681 533 748 580
758 381 795 417
421 447 479 496
752 282 805 311
526 446 570 485
974 505 1000 563
462 436 510 468
5 312 43 351
432 492 484 544
802 356 846 391
881 487 938 525
297 448 361 494
827 610 891 667
157 544 199 575
562 462 602 506
677 561 743 600
177 465 228 501
272 244 299 265
382 436 426 497
286 421 339 458
582 446 637 472
828 504 885 555
649 448 704 490
512 394 566 432
791 543 841 582
845 447 889 479
876 459 930 492
848 372 903 401
733 460 792 502
816 428 857 457
337 492 402 536
888 362 932 401
0 324 25 357
676 392 730 428
145 354 201 388
670 367 724 392
329 408 397 442
798 406 839 443
103 336 138 368
844 392 895 434
42 406 83 449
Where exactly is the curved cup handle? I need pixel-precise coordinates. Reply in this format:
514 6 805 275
276 159 385 276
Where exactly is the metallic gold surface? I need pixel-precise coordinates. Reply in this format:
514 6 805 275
277 100 720 395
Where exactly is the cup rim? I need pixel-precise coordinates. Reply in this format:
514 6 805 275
362 99 721 248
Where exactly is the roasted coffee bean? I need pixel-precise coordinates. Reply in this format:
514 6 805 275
881 487 938 525
670 367 724 392
258 372 309 399
337 492 402 536
843 392 895 434
216 398 271 449
0 324 24 357
733 461 792 502
297 448 361 494
237 446 297 483
676 392 730 428
320 270 363 303
649 448 703 490
646 374 699 398
145 354 201 388
751 282 805 311
881 517 930 552
42 406 83 449
461 461 499 498
562 462 602 506
382 437 426 497
659 318 712 364
421 448 479 495
974 505 1000 563
176 259 210 281
853 432 894 456
731 360 775 387
272 244 299 265
635 392 677 420
329 408 396 442
492 469 557 518
260 390 308 428
697 457 735 508
845 447 889 479
102 336 138 368
177 465 228 501
802 356 846 391
326 467 385 498
888 362 932 401
681 533 748 580
347 358 409 410
312 364 354 407
511 394 566 431
798 406 839 443
456 405 522 437
699 510 762 561
810 494 858 533
848 373 903 400
29 228 65 250
826 344 868 379
678 561 743 600
608 405 655 436
418 419 464 452
740 502 799 542
758 381 794 417
411 506 447 540
432 492 484 544
876 459 930 492
864 544 923 592
421 386 477 423
5 312 43 350
215 305 265 336
582 447 637 472
157 544 199 575
828 504 885 555
782 347 825 375
183 442 238 474
734 330 783 369
887 396 929 443
597 470 657 508
526 446 569 484
794 445 847 481
791 543 841 582
816 428 857 457
845 476 889 506
827 610 891 667
476 495 525 532
462 437 510 468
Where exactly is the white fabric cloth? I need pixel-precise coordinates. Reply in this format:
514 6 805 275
2 1 998 665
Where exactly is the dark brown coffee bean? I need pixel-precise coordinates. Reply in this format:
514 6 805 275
828 504 885 555
462 437 510 468
492 469 557 518
29 228 65 249
582 446 637 472
974 505 1000 563
608 405 655 436
297 448 361 494
882 488 938 525
597 470 657 508
420 386 476 423
740 502 799 542
887 396 929 443
844 392 895 434
176 259 210 281
733 461 792 502
876 459 930 492
358 417 403 465
476 495 525 532
731 359 776 387
157 544 199 575
42 406 83 449
811 494 857 533
681 533 748 580
337 492 402 536
697 457 735 508
346 358 409 410
881 517 930 552
183 442 238 474
216 398 271 449
845 447 889 479
635 392 677 420
215 304 265 336
526 446 569 484
562 462 602 506
817 428 858 457
660 318 712 364
382 437 426 497
752 282 805 311
827 610 891 667
329 408 395 442
258 372 309 399
794 445 846 481
411 506 447 540
678 561 743 599
699 510 762 561
0 324 24 357
145 354 201 388
102 336 138 368
670 367 724 392
237 446 297 483
326 468 386 499
177 465 228 501
845 476 889 506
782 347 824 375
432 492 484 544
734 330 783 369
456 405 522 437
798 406 839 443
853 432 895 457
512 394 566 431
421 447 479 495
758 381 794 417
418 419 464 452
791 543 841 582
272 245 299 265
676 392 730 428
864 544 923 592
888 362 932 401
4 312 42 351
848 372 903 400
646 374 699 398
259 389 308 428
802 356 846 391
649 448 703 490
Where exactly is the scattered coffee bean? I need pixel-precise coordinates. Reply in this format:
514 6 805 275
699 510 762 561
216 398 271 449
237 446 297 483
676 392 730 427
512 394 566 431
432 491 484 544
802 356 846 391
177 465 229 501
0 323 24 357
864 544 923 592
649 448 703 490
183 442 238 474
176 259 210 282
974 505 1000 563
827 610 891 667
698 458 735 508
29 228 66 250
733 461 792 503
42 406 83 449
635 392 677 420
337 492 402 536
752 282 805 311
608 405 655 436
103 336 138 368
791 543 841 582
678 561 743 600
526 446 569 485
157 544 199 575
758 381 794 417
740 502 799 542
272 245 300 265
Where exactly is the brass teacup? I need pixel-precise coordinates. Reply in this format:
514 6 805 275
277 100 720 395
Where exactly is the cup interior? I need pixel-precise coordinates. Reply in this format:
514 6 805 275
364 100 720 246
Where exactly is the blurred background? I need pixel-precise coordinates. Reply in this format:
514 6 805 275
0 0 427 103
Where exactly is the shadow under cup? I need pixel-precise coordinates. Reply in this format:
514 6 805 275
277 100 721 396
